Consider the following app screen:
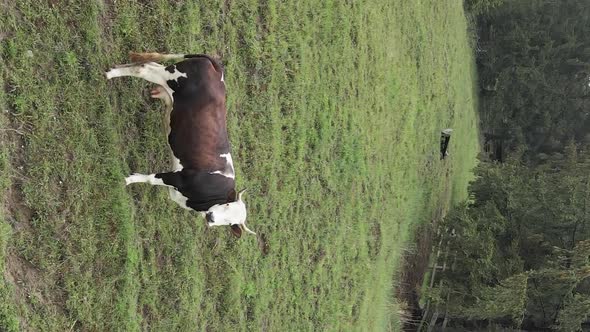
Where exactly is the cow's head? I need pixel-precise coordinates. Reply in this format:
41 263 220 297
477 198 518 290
205 189 255 238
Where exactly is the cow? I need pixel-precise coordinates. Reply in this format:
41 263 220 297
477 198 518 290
105 52 255 238
440 128 453 160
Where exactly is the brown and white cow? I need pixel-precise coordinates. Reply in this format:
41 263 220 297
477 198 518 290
106 52 255 238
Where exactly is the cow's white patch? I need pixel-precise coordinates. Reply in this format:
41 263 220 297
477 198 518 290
167 157 190 209
169 188 190 210
209 153 235 179
164 65 187 83
106 62 186 102
125 173 169 186
221 72 224 82
206 200 247 227
172 157 183 172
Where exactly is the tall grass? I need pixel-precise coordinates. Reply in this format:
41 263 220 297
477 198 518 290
0 0 479 330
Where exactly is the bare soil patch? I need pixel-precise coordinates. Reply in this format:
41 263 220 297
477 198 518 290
395 222 434 331
395 206 447 331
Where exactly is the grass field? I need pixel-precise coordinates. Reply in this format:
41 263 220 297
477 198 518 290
0 0 479 330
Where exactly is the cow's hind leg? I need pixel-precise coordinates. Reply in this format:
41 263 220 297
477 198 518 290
105 62 186 99
125 173 173 187
125 171 183 187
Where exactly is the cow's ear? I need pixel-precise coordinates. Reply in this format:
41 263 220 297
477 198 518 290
227 189 237 202
230 224 242 238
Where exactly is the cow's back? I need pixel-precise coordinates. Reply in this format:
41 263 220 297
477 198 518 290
166 57 229 172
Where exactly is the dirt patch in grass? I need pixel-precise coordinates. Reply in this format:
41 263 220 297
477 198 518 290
2 101 34 235
4 249 67 329
3 189 69 330
395 221 435 331
5 180 33 234
3 183 66 331
257 232 269 256
368 221 381 258
395 202 449 330
1 98 67 331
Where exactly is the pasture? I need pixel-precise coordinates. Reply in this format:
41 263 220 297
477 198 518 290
0 0 479 330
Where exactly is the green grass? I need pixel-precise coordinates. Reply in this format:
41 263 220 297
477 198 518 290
0 0 479 330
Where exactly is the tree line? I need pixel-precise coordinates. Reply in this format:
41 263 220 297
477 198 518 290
426 0 590 330
476 0 589 163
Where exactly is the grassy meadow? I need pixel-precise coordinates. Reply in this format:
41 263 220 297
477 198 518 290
0 0 479 330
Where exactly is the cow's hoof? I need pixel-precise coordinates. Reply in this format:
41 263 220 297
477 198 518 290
125 173 145 185
124 174 138 185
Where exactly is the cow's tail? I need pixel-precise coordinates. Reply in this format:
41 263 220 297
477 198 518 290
129 52 185 63
129 52 223 72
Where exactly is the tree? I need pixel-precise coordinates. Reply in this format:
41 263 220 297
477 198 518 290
465 0 505 15
464 273 529 328
431 150 590 329
476 0 590 162
556 294 590 332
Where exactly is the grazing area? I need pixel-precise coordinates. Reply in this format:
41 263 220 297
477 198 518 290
0 0 479 330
